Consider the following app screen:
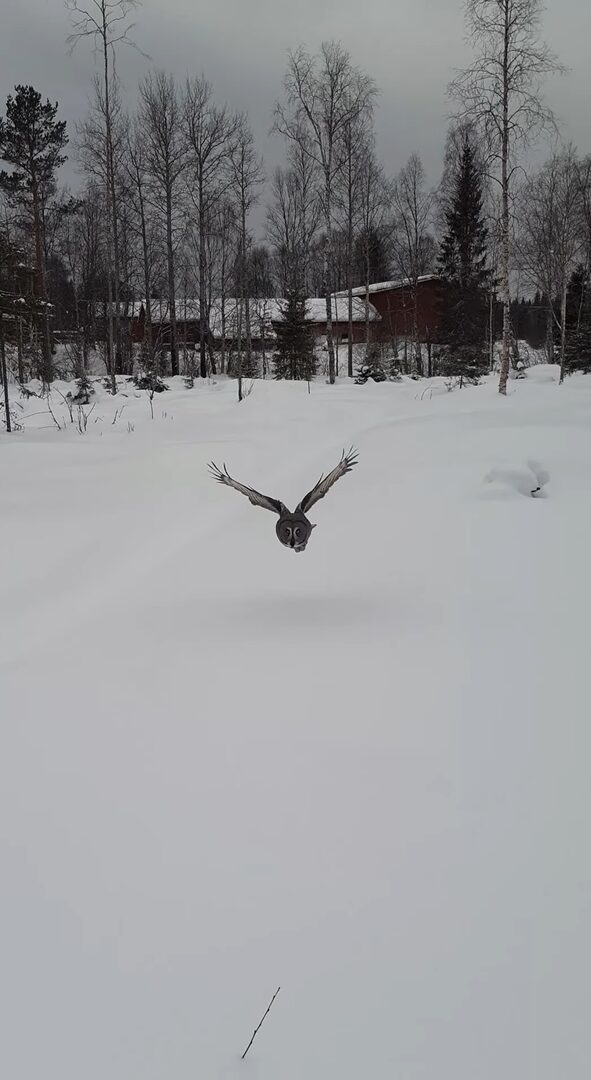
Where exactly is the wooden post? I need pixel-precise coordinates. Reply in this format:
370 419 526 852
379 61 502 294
0 315 12 433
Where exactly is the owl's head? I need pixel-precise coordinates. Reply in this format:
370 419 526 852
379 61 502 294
276 511 315 552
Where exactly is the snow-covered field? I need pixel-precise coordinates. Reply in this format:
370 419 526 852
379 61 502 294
1 367 590 1080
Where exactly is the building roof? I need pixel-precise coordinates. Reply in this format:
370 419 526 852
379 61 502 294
121 295 381 333
335 274 441 298
302 297 380 323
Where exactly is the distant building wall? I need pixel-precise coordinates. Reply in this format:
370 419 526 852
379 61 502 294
345 277 446 345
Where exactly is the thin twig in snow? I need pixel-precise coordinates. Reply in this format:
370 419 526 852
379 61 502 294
241 987 281 1061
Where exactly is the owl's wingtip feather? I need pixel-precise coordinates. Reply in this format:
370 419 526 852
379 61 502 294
208 461 227 484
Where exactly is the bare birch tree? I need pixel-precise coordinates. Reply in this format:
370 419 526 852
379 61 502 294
123 118 157 370
210 199 237 375
267 166 300 294
182 76 238 379
391 154 435 374
67 0 144 390
76 75 129 377
274 42 376 384
358 150 389 350
336 115 370 376
139 71 186 376
517 147 584 381
450 0 563 394
229 114 264 400
267 136 320 297
61 181 107 362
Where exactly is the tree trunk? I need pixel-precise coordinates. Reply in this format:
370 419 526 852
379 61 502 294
166 186 179 376
347 208 354 379
559 279 567 384
244 298 252 372
498 7 511 396
105 248 115 386
241 206 253 376
220 231 228 375
108 117 122 373
489 287 495 372
0 318 11 432
324 178 336 384
498 176 511 394
198 178 208 379
545 300 554 363
220 296 226 375
17 316 24 384
111 194 122 374
138 186 153 373
237 281 243 401
31 176 53 383
412 282 423 377
365 248 371 350
101 28 117 394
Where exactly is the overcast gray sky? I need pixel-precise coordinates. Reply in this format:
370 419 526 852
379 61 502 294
2 0 590 222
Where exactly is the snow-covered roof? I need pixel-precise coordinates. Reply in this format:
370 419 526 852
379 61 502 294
304 297 380 323
119 295 381 333
207 297 380 337
335 274 441 298
118 299 201 322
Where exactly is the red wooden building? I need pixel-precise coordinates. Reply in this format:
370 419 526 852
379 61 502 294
337 274 446 345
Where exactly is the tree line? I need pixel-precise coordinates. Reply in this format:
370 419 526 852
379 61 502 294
1 0 590 400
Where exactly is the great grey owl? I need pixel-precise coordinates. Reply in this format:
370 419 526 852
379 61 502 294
208 448 358 552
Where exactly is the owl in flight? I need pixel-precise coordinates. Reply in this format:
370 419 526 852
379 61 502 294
208 448 358 552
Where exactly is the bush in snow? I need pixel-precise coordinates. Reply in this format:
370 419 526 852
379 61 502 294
355 343 387 384
133 371 169 393
72 372 95 403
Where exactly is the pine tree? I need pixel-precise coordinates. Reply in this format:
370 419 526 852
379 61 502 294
437 129 489 382
565 265 591 374
273 291 316 381
0 86 68 382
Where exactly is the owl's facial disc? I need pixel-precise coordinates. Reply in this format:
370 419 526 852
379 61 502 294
276 516 314 552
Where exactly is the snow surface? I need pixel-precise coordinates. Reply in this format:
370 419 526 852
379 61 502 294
1 366 590 1080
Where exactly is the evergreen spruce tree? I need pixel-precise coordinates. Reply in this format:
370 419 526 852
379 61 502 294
273 291 316 381
565 266 591 374
437 129 489 382
0 86 68 382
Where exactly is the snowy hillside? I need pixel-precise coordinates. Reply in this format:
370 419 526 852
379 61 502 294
1 367 590 1080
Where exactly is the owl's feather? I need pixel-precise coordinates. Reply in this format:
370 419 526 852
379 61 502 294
297 447 358 514
208 462 285 515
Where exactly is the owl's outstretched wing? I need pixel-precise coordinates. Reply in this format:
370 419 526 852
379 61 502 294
297 447 358 514
208 462 285 515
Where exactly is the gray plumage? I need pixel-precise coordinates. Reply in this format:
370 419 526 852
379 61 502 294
208 448 358 551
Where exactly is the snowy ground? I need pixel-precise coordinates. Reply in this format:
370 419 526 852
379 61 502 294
1 367 590 1080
